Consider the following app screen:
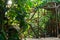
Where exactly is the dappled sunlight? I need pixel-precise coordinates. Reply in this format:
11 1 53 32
0 0 60 40
6 0 12 8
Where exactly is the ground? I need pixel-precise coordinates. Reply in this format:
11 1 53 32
22 38 60 40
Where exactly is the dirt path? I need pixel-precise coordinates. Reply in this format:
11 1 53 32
22 38 60 40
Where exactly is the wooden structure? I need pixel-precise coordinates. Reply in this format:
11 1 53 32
38 0 60 37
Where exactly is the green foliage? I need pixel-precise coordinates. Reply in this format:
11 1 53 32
0 0 60 39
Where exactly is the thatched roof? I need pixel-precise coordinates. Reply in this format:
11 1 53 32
39 0 60 8
35 0 60 11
